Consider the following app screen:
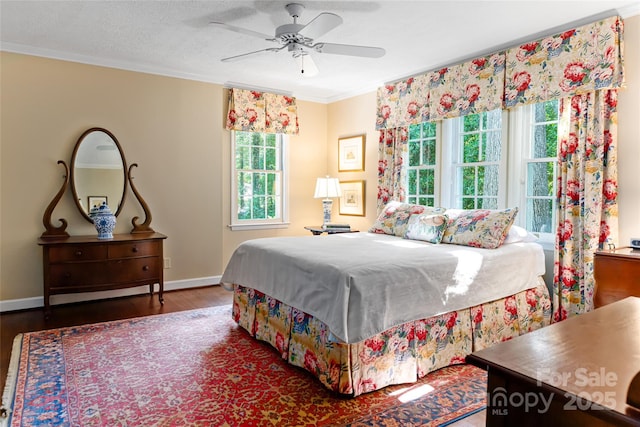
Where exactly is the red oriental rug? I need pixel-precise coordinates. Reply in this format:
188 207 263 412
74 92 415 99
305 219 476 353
2 305 486 426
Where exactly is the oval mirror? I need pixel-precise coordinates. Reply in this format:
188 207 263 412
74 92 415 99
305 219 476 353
70 128 127 222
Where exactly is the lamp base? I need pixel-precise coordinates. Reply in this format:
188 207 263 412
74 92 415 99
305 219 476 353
322 199 333 228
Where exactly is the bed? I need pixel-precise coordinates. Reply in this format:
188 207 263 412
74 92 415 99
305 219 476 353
220 205 552 396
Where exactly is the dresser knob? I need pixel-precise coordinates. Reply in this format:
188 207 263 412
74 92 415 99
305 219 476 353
143 265 149 271
75 251 83 257
132 247 139 253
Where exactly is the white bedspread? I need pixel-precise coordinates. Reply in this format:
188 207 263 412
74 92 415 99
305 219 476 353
220 232 545 344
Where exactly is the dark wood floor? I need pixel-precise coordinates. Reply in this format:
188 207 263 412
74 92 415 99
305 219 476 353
0 285 485 426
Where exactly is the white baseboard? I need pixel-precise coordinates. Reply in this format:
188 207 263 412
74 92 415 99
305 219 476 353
0 276 222 313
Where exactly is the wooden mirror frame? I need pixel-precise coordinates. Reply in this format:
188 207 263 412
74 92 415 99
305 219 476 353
40 128 155 238
70 127 127 222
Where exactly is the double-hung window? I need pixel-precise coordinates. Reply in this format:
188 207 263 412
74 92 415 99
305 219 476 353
442 109 506 209
522 99 559 238
230 131 289 230
406 101 558 238
407 122 439 207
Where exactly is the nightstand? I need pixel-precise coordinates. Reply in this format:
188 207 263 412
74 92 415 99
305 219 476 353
304 226 358 236
594 246 640 308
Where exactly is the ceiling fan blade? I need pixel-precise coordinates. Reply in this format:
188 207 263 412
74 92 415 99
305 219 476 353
221 47 284 63
299 12 343 39
313 42 385 58
294 54 319 77
209 22 274 41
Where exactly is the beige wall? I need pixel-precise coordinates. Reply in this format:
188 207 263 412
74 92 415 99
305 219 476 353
0 52 327 304
327 91 380 232
1 14 638 306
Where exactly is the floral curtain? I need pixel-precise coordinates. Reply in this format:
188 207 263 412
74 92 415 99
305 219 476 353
552 89 618 321
376 75 431 130
375 15 624 132
376 127 409 213
504 16 624 108
375 52 506 131
265 93 299 134
226 88 299 135
428 52 506 120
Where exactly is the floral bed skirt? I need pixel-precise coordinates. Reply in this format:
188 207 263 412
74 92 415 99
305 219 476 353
231 277 551 396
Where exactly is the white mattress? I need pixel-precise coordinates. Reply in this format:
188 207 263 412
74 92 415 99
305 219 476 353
221 232 545 344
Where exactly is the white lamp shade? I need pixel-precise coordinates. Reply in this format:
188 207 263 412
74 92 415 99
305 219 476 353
314 176 342 199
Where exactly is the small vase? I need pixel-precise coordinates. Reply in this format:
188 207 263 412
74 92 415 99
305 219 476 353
89 202 116 239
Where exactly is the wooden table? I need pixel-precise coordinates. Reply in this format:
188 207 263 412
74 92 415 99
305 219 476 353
467 297 640 426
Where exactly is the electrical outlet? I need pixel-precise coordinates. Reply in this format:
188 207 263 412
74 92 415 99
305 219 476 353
164 257 171 269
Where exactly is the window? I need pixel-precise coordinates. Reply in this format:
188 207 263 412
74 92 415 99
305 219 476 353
407 122 438 207
230 131 289 230
406 101 558 239
449 110 504 209
523 100 559 236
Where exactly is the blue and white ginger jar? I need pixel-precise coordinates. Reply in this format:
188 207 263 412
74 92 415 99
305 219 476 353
89 202 116 239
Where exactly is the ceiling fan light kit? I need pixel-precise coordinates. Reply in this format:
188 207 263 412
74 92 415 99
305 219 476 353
210 3 385 75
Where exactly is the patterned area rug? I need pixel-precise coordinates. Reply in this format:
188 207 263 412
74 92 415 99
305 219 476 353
2 305 486 426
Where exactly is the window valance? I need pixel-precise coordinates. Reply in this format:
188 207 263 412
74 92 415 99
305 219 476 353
376 15 624 130
226 88 299 135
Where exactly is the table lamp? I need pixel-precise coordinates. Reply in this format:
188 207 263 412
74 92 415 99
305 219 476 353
314 176 341 228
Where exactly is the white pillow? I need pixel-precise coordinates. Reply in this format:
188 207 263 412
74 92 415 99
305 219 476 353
503 225 538 244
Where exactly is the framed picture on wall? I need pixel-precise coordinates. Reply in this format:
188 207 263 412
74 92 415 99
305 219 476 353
338 135 365 172
88 196 108 210
339 180 365 216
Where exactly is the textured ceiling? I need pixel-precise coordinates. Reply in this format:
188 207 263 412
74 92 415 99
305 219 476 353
1 1 638 103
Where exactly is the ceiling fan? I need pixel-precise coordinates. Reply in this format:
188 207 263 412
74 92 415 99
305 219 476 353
210 3 385 76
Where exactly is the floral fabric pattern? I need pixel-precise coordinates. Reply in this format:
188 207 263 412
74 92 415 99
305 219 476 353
428 53 505 120
471 280 552 350
226 88 299 135
404 213 449 243
375 53 506 130
265 92 299 134
376 75 431 131
505 16 624 108
441 208 518 249
226 88 266 132
374 15 624 130
369 201 446 237
233 280 550 396
376 128 409 213
552 89 618 321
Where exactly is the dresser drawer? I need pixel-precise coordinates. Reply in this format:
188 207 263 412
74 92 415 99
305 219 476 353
109 257 160 283
108 241 160 259
48 244 108 263
39 233 166 318
50 262 109 286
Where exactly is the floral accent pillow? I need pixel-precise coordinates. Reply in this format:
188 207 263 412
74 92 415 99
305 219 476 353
404 214 449 243
369 201 446 237
442 208 519 249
